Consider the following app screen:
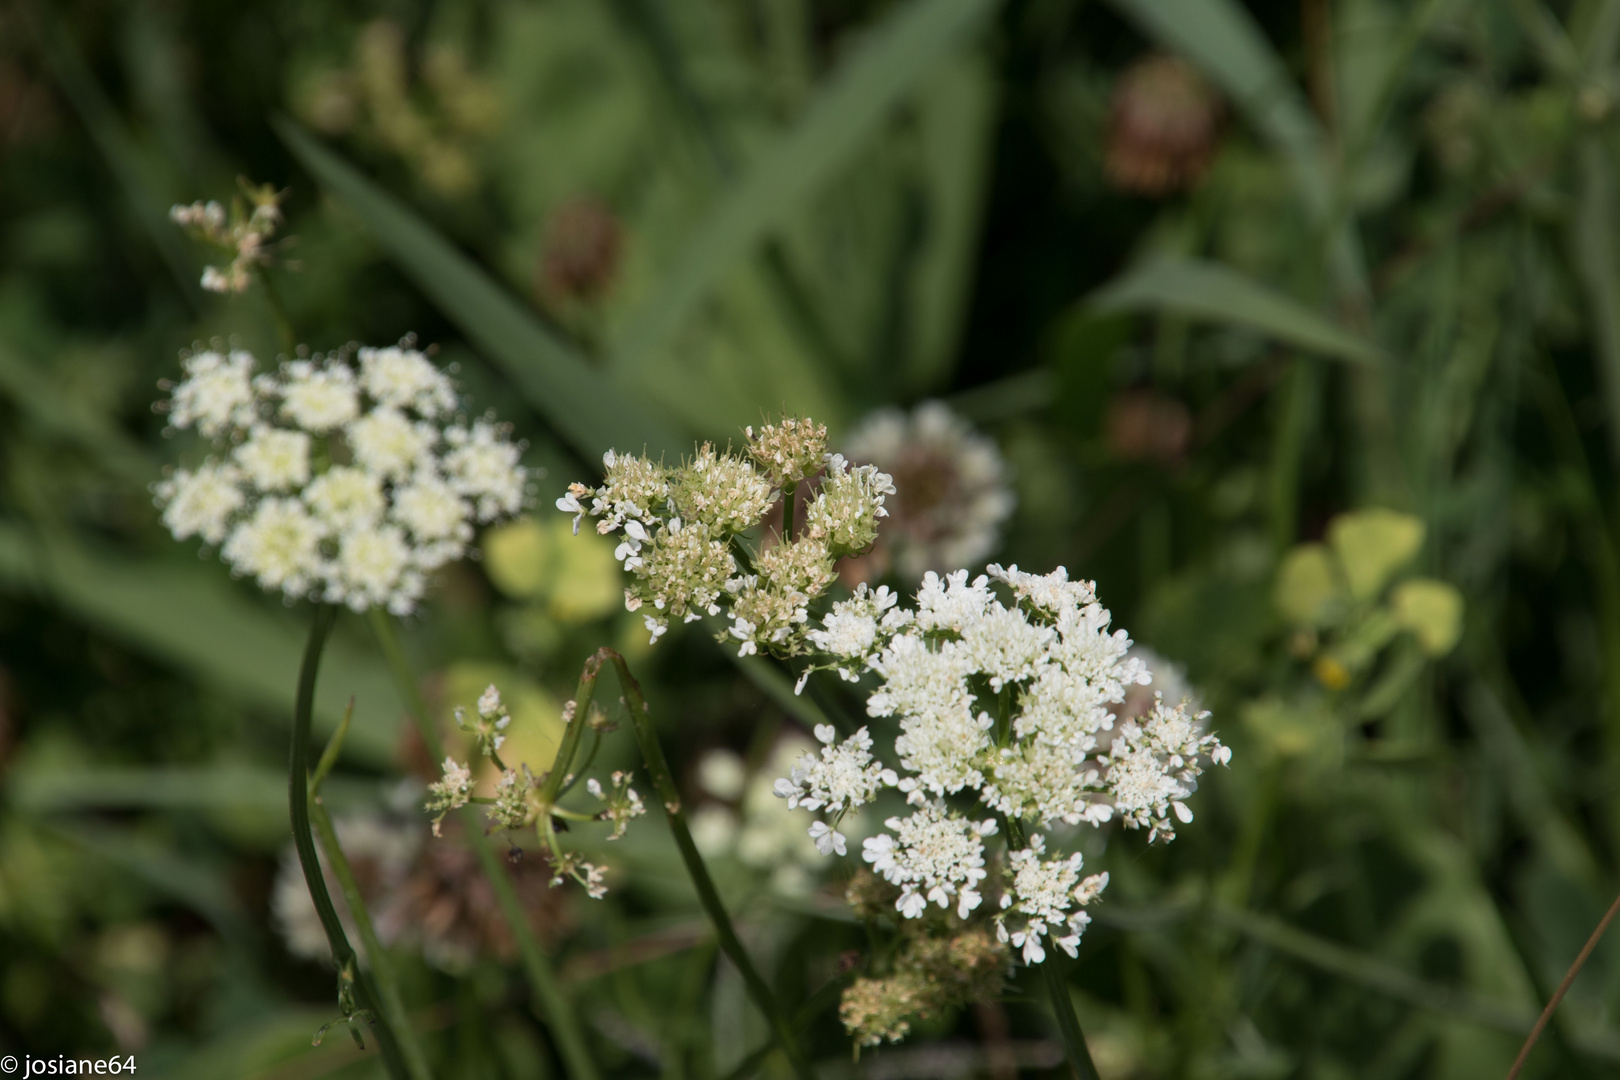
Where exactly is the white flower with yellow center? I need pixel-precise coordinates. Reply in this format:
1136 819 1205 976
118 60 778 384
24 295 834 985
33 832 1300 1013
280 360 359 432
221 497 325 596
157 463 244 544
304 466 386 532
348 407 432 481
234 426 311 490
167 350 257 438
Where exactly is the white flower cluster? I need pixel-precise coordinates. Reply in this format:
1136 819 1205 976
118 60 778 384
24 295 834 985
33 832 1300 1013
556 420 894 652
775 564 1228 965
154 343 527 614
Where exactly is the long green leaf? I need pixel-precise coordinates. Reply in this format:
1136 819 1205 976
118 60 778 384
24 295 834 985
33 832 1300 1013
606 0 999 381
0 521 401 761
274 118 687 462
1088 258 1385 365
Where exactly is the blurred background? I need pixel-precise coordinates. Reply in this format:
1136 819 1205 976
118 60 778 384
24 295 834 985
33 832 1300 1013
3 0 1620 1076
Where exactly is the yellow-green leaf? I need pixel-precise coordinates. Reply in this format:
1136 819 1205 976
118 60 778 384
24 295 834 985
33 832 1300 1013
1274 543 1344 626
1391 578 1465 657
1328 509 1425 600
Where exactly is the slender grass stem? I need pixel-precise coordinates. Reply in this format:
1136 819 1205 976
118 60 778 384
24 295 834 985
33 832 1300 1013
366 609 602 1080
591 647 812 1080
1506 887 1620 1080
292 605 410 1079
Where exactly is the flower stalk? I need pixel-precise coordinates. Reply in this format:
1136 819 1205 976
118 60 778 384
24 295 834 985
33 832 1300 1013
306 702 434 1080
368 610 602 1080
595 647 813 1080
290 604 410 1078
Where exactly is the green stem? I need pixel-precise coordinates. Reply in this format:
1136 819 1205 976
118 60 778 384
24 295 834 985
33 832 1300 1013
1003 815 1100 1080
1040 957 1102 1080
366 609 602 1080
291 605 410 1079
257 269 298 356
782 481 797 542
309 798 435 1080
595 648 811 1080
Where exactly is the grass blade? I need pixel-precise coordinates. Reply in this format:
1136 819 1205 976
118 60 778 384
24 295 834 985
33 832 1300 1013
274 118 687 462
0 521 402 762
606 0 999 382
1088 258 1385 364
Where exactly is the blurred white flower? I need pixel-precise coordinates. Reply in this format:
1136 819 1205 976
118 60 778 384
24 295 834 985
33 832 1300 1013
842 401 1014 580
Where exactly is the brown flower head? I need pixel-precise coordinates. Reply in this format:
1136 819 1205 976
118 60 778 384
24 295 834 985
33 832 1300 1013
537 197 623 305
1106 55 1223 196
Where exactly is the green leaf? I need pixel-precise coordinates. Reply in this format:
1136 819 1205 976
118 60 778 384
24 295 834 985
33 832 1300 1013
0 521 401 762
606 0 999 383
1089 258 1386 364
274 118 688 462
1391 578 1465 656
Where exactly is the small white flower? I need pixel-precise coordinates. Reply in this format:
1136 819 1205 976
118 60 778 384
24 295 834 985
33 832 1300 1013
358 345 456 417
331 524 417 614
807 820 846 856
167 350 258 438
445 420 526 520
157 463 244 544
234 426 311 491
348 407 433 481
280 360 359 432
304 466 386 532
221 497 325 596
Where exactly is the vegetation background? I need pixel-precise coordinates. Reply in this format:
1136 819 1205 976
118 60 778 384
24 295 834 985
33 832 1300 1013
3 0 1620 1076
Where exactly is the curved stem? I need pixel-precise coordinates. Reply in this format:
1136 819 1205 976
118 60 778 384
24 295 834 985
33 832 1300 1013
1506 887 1620 1080
310 799 435 1080
291 605 409 1079
367 610 602 1080
594 648 812 1080
782 480 797 541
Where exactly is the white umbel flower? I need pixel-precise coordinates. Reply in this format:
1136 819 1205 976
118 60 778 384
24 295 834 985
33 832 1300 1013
235 426 311 491
221 497 325 597
154 341 528 613
166 350 257 438
157 463 244 544
280 359 360 432
862 803 997 919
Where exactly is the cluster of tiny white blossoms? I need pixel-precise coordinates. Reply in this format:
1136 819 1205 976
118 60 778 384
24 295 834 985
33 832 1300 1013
153 342 527 614
776 564 1230 965
170 181 287 294
555 418 895 653
426 686 646 899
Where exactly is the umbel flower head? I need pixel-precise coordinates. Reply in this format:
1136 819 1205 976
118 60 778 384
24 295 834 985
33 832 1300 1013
779 564 1230 967
153 341 527 614
841 401 1015 581
555 418 894 653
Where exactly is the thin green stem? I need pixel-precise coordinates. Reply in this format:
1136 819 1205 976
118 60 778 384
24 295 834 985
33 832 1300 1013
593 648 811 1080
1002 815 1100 1080
257 269 298 356
309 798 435 1080
782 481 797 542
292 605 410 1079
366 610 602 1080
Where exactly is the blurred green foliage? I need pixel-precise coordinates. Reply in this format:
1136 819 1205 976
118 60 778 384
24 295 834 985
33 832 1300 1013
7 0 1620 1077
